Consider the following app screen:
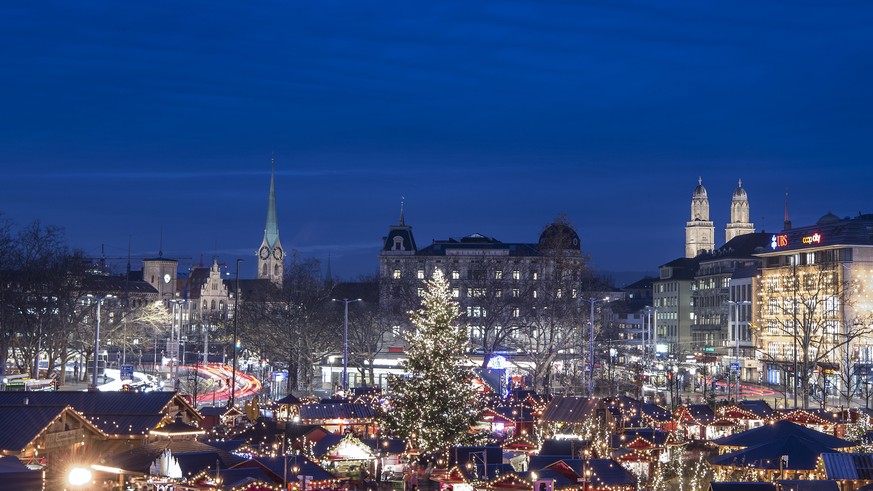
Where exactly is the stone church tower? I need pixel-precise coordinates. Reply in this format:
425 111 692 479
257 158 284 286
725 179 755 243
685 177 714 258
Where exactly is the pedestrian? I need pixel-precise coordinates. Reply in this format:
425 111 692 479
410 466 418 491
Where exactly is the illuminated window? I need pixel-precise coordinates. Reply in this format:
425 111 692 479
495 290 502 298
532 272 539 280
451 270 460 279
512 289 520 298
452 288 460 298
393 269 401 279
417 288 425 297
512 270 520 280
417 269 425 279
533 290 538 299
512 307 520 318
495 271 503 280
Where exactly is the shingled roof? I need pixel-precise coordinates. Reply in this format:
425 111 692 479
540 397 601 424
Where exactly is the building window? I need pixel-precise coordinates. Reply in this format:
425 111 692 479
393 269 401 279
495 290 502 298
392 325 401 337
512 270 520 280
417 288 425 297
512 289 520 298
467 306 486 318
512 307 520 318
452 270 460 280
556 289 563 298
532 272 539 280
452 288 460 298
417 269 425 279
495 270 503 280
533 290 538 299
393 236 405 251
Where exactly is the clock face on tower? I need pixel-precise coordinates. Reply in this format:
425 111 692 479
259 246 269 259
273 247 283 260
163 273 171 284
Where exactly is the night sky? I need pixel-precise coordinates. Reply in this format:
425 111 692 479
3 1 873 284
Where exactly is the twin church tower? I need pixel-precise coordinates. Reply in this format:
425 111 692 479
685 177 754 258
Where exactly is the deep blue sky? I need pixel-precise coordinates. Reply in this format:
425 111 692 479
3 1 873 284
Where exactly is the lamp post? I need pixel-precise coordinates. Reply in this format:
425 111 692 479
580 296 609 397
89 294 115 390
333 298 362 393
229 259 242 408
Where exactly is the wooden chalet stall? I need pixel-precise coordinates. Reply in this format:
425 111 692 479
709 420 855 481
313 432 377 481
675 404 736 441
0 405 106 482
604 396 673 431
530 458 637 491
610 428 679 479
778 408 847 437
719 400 774 431
539 397 614 438
299 401 375 436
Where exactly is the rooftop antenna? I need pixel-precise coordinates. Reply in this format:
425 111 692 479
783 190 792 230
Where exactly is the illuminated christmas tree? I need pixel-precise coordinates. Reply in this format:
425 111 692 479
382 269 483 455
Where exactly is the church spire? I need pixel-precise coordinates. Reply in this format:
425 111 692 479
258 155 284 287
784 190 792 230
264 154 279 248
399 196 405 226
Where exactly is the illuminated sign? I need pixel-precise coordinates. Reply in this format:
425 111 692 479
771 234 789 249
801 233 822 245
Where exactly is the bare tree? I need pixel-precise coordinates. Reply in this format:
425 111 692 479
239 253 338 394
756 255 873 409
508 217 590 394
334 277 392 387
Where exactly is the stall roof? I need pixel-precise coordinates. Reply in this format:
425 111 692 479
712 420 853 449
822 452 873 480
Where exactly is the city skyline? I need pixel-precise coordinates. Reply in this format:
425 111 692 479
2 2 872 282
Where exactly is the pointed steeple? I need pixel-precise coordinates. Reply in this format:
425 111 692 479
264 154 280 248
399 196 405 226
258 155 284 287
784 190 792 230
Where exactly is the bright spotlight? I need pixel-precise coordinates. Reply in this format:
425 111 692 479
68 466 92 486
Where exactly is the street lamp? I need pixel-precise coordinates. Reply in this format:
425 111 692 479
89 294 115 390
229 259 242 408
333 298 362 393
580 296 609 397
644 306 657 362
727 299 751 401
